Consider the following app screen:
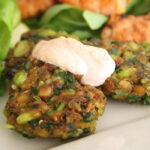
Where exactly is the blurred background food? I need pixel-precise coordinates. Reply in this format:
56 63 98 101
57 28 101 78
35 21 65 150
18 0 131 20
101 13 150 44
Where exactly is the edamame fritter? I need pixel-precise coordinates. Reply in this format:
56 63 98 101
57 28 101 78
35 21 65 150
86 39 150 104
5 30 106 139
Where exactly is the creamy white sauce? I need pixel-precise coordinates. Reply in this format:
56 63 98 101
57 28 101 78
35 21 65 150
32 37 115 87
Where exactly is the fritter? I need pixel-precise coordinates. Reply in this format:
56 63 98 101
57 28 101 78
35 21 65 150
18 0 56 19
5 30 106 139
101 13 150 44
85 39 150 104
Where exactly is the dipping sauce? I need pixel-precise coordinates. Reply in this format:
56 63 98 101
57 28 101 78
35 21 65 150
32 37 115 87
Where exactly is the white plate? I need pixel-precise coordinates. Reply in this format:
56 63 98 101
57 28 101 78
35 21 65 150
1 92 150 150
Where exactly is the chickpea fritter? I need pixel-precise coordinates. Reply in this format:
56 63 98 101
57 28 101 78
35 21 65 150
5 30 106 139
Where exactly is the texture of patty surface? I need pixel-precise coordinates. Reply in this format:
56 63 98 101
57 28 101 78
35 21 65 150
5 30 106 139
84 39 150 104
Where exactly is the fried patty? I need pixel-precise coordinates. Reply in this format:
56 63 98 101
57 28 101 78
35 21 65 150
84 39 150 104
5 30 106 139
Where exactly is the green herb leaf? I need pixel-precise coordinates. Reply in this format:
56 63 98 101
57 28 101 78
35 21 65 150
0 0 20 60
39 4 73 25
39 4 106 39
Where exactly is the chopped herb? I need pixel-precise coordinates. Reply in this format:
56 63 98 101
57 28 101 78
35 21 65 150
16 130 35 139
84 95 92 101
37 81 44 89
82 112 91 118
84 128 91 133
82 112 94 122
41 122 50 129
91 38 99 46
126 95 141 103
28 119 39 128
109 48 118 55
63 74 75 89
56 102 66 111
30 34 45 44
67 128 83 138
39 121 56 132
48 96 53 101
32 96 41 101
31 104 40 108
31 87 38 95
53 88 60 95
143 95 150 105
68 122 75 131
111 41 123 46
25 62 31 71
57 84 63 90
82 118 93 122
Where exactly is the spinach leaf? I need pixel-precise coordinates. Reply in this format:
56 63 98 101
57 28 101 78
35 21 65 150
39 4 107 39
39 4 73 25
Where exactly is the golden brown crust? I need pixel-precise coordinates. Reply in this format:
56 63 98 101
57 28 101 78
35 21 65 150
102 13 150 44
